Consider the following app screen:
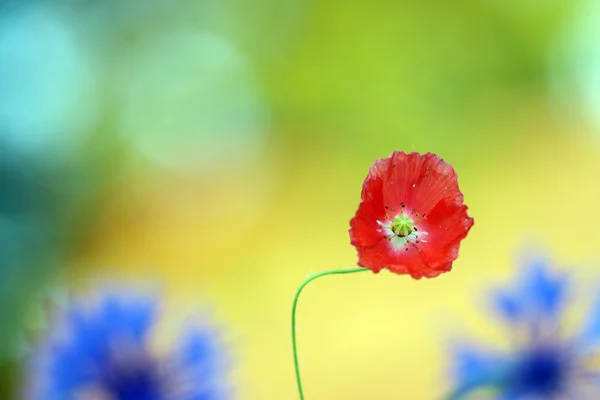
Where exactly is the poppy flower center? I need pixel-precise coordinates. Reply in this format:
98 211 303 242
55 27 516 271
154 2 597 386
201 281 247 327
377 207 427 251
390 215 414 237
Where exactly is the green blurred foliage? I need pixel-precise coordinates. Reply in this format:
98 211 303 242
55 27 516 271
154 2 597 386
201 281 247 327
1 0 599 398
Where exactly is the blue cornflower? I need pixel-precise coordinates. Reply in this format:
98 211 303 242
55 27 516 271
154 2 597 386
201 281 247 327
26 291 229 400
450 254 600 399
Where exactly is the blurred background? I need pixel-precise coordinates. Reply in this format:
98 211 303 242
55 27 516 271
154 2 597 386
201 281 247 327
2 0 600 398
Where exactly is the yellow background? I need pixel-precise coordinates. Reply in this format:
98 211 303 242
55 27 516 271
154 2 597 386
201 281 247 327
3 0 600 398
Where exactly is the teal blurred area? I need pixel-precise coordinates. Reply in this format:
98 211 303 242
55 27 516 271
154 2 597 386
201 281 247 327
1 0 600 398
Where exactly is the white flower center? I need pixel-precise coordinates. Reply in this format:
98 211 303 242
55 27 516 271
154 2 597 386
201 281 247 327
378 205 428 251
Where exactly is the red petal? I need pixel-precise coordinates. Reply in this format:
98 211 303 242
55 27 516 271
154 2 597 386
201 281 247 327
349 151 473 278
404 153 463 214
419 198 473 269
350 175 386 247
355 239 453 279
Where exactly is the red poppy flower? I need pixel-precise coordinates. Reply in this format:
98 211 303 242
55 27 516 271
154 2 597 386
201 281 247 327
349 151 473 279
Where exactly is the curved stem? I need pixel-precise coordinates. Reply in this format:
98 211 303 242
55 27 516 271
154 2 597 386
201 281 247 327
292 267 369 400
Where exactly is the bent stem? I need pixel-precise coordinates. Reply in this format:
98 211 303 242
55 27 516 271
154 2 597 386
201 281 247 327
292 267 369 400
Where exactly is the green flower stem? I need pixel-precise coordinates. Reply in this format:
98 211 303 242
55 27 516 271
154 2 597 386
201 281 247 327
291 267 369 400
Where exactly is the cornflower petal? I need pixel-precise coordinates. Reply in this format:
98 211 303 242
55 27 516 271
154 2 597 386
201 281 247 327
449 253 600 399
26 291 229 400
578 296 600 347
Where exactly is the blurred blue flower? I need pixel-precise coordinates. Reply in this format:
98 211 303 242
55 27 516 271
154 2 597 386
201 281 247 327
450 254 600 399
27 291 229 400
